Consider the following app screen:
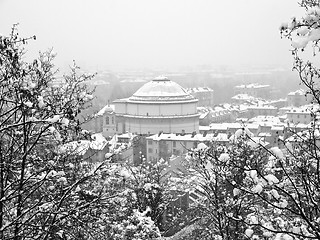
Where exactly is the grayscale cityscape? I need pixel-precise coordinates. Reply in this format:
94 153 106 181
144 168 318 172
1 0 320 239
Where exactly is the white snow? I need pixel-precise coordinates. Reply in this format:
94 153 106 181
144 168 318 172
96 104 115 116
58 177 67 184
249 169 257 179
219 153 230 162
24 101 33 108
90 133 107 150
292 226 300 234
46 115 61 123
197 142 208 150
279 199 288 208
291 36 309 49
309 28 320 41
60 118 69 127
270 189 280 200
297 26 309 35
270 147 284 159
250 215 258 224
251 183 263 194
264 174 279 185
245 228 254 237
37 96 45 108
144 183 152 191
154 76 168 81
233 188 240 196
307 7 320 16
48 126 56 133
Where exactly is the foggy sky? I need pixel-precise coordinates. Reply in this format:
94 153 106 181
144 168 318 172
0 0 304 71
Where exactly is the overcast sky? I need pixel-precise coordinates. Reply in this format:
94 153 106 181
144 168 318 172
0 0 304 71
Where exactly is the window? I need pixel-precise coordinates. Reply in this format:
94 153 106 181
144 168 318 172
148 148 153 153
106 117 109 124
111 117 114 124
148 140 153 145
173 141 176 147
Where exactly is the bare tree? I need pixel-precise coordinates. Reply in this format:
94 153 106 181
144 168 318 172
0 25 114 240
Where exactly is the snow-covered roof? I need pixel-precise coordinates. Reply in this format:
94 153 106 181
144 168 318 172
249 115 282 124
128 76 195 102
271 125 285 131
199 126 210 131
231 94 255 100
246 123 260 129
117 133 136 139
286 104 317 114
248 105 277 110
199 111 209 119
288 89 306 96
58 133 108 155
258 132 272 137
214 106 225 111
96 104 115 116
279 106 293 111
265 98 287 105
154 75 169 81
146 133 229 143
209 123 228 131
225 122 243 129
238 104 249 111
186 87 214 93
235 83 270 89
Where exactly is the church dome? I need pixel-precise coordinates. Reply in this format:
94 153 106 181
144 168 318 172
129 76 194 101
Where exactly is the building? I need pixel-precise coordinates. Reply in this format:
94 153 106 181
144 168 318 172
287 89 312 107
234 83 271 99
247 105 278 118
210 107 233 123
58 133 109 163
186 87 214 106
231 94 255 104
286 106 313 125
81 104 116 138
113 76 200 135
264 99 287 109
146 132 229 161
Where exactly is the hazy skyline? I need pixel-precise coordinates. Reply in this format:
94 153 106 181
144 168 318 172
0 0 304 71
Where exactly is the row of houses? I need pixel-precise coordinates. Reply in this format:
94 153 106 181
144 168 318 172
199 103 317 126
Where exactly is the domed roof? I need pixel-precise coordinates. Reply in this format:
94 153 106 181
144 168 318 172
129 76 195 101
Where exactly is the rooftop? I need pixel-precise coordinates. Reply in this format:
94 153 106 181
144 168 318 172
186 87 214 93
96 104 115 116
235 83 270 89
288 89 306 96
128 76 195 102
146 132 229 142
